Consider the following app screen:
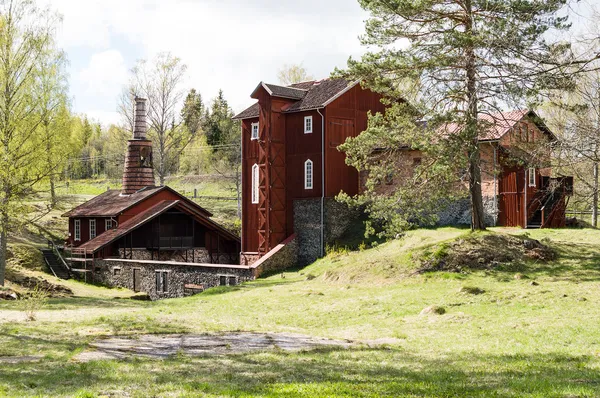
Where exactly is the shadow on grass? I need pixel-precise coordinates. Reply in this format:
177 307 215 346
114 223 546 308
490 241 600 282
0 346 597 397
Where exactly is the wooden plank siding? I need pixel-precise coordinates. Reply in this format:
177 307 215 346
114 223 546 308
241 83 386 254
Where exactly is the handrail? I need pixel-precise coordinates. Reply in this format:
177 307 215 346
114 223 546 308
47 240 72 272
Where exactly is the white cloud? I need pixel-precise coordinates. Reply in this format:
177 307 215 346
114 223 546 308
47 0 370 123
77 50 128 98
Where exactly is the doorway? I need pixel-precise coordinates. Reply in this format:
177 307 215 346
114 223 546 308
133 268 141 292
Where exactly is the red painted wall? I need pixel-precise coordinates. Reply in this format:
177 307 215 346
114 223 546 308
240 83 386 254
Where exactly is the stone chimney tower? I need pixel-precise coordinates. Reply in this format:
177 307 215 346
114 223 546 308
122 97 155 195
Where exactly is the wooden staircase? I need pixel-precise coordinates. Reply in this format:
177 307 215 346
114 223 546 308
41 242 71 280
527 177 573 229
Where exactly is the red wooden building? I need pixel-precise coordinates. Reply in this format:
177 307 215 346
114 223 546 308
234 79 385 263
63 97 240 266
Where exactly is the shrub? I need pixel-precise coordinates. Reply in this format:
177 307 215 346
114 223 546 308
17 285 49 321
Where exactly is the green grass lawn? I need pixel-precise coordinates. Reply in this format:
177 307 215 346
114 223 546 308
0 227 599 397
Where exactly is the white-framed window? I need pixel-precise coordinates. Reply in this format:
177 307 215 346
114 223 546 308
74 219 81 241
89 219 96 239
528 167 536 187
252 163 259 204
105 219 113 231
304 116 313 134
305 159 314 190
251 122 259 140
155 270 169 293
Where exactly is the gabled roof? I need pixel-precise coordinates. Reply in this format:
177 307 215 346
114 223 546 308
251 82 308 100
440 110 556 142
62 185 213 218
62 186 164 218
234 78 358 120
77 199 239 254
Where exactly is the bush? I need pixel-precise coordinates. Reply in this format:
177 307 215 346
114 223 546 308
17 285 49 321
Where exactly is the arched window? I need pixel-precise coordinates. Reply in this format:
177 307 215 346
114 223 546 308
304 159 313 190
252 164 259 204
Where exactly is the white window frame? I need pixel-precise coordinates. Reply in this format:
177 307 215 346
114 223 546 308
105 219 113 231
74 219 81 241
528 167 536 187
251 122 259 140
252 164 259 204
89 219 96 239
304 116 313 134
305 159 314 190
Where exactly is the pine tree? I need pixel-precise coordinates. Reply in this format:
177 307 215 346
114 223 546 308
339 0 578 232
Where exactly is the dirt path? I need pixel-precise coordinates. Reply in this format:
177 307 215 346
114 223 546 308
74 332 354 362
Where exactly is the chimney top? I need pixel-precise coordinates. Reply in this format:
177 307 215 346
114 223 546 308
133 97 147 140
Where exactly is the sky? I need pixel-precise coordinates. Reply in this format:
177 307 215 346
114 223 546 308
43 0 370 126
43 0 599 127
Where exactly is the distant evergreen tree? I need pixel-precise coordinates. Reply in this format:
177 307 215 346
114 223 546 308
181 89 205 137
205 90 236 148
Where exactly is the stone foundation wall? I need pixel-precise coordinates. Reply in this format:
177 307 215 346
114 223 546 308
117 248 237 265
293 198 359 266
94 259 253 301
252 236 298 277
437 196 498 227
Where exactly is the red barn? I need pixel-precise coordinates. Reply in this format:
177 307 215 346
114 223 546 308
234 79 385 265
60 98 243 299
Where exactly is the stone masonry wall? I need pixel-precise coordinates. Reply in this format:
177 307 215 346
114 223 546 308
437 196 498 227
293 198 359 266
94 259 253 301
252 236 298 277
117 248 237 265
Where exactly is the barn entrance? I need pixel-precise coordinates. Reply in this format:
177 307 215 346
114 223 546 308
133 268 141 292
498 166 526 228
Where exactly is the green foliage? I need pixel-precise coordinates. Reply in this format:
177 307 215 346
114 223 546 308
17 285 49 321
337 0 576 234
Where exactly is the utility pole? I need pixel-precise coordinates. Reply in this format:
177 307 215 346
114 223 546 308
593 162 598 228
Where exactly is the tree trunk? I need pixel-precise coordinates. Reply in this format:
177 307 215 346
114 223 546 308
593 161 598 228
50 177 56 207
0 211 7 287
465 0 486 231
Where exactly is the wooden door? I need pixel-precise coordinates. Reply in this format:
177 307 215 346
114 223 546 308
133 268 141 292
499 167 525 227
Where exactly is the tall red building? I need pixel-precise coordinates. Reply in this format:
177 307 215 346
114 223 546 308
234 79 385 264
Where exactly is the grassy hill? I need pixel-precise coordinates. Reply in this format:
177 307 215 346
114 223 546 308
0 227 599 396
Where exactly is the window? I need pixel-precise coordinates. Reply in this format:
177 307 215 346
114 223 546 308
251 122 259 140
528 168 536 187
252 164 259 204
229 276 237 286
113 267 121 276
304 116 313 134
305 159 313 190
74 219 81 241
219 275 227 286
89 219 96 239
105 219 113 231
156 271 169 293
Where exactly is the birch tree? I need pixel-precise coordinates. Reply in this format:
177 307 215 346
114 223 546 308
0 0 63 285
130 53 191 186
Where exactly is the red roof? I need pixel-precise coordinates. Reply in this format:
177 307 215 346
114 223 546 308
439 110 555 142
62 186 213 218
78 200 239 254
